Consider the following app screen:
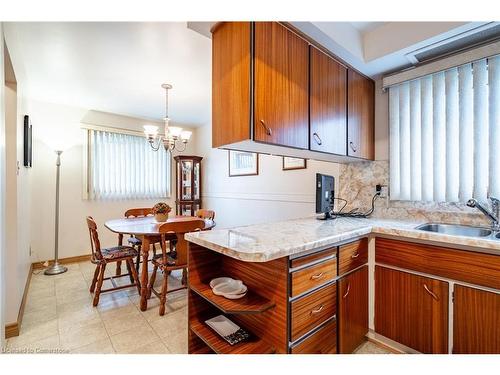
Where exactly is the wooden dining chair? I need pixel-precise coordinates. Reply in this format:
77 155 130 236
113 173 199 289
86 216 141 306
147 219 205 316
195 209 216 221
118 208 162 276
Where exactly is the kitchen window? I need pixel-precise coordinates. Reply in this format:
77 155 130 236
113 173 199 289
84 129 171 200
389 54 500 202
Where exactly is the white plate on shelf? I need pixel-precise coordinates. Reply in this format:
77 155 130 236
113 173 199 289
209 277 235 289
205 315 240 337
213 282 247 296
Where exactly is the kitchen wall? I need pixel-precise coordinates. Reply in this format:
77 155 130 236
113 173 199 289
1 22 6 344
195 123 341 229
3 41 32 325
28 100 197 263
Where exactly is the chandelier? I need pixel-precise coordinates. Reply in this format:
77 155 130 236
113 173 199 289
144 83 192 152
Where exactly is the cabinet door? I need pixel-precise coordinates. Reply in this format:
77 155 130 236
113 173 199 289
347 69 374 159
212 22 252 148
338 266 368 353
453 284 500 353
375 266 448 353
254 22 309 149
310 46 347 155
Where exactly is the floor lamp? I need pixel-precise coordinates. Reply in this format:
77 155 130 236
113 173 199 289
45 150 68 275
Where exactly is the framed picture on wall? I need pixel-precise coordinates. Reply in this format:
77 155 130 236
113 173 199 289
228 150 259 177
282 157 306 171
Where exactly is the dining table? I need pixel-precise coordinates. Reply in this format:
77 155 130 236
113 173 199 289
104 215 215 311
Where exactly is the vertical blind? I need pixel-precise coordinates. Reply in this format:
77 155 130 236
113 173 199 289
90 130 171 199
389 55 500 202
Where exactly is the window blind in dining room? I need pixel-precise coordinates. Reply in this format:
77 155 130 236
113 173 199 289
389 55 500 203
89 130 171 199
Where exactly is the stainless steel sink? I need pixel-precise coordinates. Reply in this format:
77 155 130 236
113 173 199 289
415 223 492 238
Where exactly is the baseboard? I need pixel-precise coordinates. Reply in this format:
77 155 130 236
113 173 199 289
5 323 19 338
32 254 91 270
5 263 33 339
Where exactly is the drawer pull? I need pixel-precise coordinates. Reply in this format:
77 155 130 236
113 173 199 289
310 272 324 280
342 283 351 299
310 304 325 315
313 132 322 146
349 141 357 153
351 252 360 259
260 119 272 136
423 284 439 301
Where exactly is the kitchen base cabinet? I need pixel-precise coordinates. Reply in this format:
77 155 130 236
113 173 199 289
453 284 500 354
338 266 368 353
291 319 337 354
375 266 449 354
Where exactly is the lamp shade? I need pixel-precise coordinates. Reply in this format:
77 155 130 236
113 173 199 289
143 125 159 137
168 126 183 138
180 130 192 141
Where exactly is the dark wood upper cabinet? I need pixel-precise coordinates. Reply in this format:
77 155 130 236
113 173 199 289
338 266 368 353
310 46 347 155
347 69 375 160
212 22 252 148
375 266 449 354
453 284 500 354
254 22 309 149
211 22 375 162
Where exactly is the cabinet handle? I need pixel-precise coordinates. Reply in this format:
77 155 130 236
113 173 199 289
351 252 360 259
310 272 324 280
310 304 325 315
313 132 322 145
349 141 357 153
260 120 272 136
342 283 351 299
423 284 439 301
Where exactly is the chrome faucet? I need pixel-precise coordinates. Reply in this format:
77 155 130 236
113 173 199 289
466 197 500 231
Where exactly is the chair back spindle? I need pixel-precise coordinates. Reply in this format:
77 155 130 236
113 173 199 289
86 216 103 261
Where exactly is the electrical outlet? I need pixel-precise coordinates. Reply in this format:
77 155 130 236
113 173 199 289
376 184 388 198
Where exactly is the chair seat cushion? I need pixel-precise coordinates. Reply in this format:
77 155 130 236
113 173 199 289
101 246 138 260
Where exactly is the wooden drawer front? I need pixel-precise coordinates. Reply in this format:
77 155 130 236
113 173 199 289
291 283 337 342
291 258 337 297
338 238 368 275
376 238 500 290
291 319 337 354
290 247 336 269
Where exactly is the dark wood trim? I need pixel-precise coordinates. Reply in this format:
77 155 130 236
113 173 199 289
32 254 91 270
5 263 33 339
282 157 307 171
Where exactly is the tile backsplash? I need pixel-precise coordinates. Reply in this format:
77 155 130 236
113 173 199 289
338 160 489 226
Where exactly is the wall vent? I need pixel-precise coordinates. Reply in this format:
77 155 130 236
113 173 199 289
406 22 500 65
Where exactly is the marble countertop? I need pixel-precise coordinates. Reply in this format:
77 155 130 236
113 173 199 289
185 216 500 262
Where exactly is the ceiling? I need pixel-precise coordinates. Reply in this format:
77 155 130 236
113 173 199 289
350 22 386 33
5 21 498 126
5 22 212 127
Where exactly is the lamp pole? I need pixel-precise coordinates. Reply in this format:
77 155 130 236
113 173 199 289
44 150 67 275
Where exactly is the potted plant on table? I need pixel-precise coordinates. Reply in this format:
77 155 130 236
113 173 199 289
152 202 172 222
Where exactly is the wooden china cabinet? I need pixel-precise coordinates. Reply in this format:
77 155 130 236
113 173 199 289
174 155 202 216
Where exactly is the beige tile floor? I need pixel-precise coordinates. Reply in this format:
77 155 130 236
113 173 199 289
5 261 187 354
4 260 390 355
